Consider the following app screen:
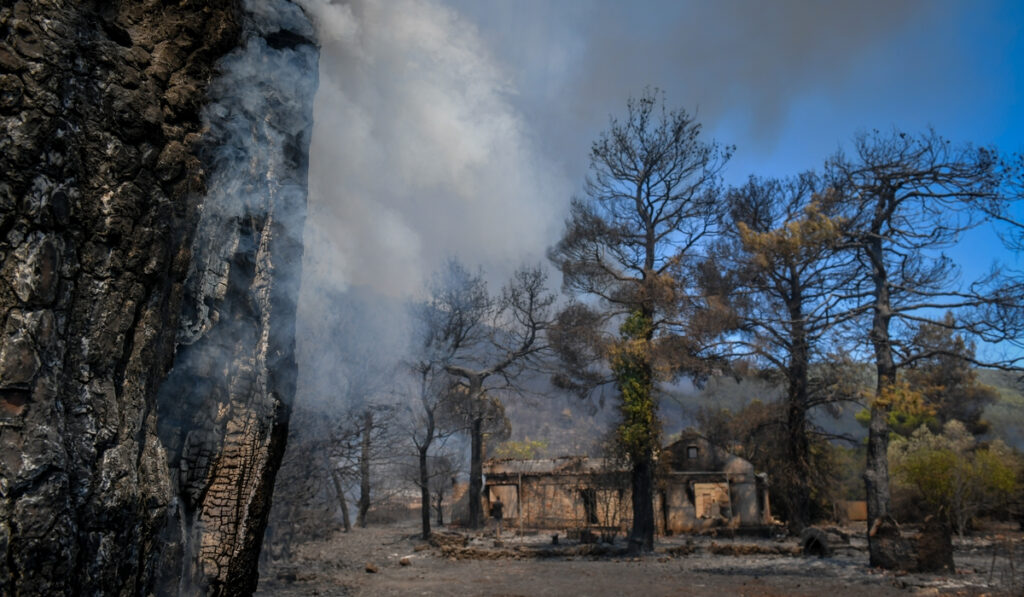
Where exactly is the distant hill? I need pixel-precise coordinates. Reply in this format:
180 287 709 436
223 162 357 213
501 367 1024 456
978 369 1024 450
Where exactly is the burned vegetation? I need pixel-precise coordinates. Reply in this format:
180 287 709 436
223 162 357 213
262 91 1024 595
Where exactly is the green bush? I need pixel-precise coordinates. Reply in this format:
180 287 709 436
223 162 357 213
890 420 1020 536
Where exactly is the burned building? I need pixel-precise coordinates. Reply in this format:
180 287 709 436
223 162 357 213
483 430 771 535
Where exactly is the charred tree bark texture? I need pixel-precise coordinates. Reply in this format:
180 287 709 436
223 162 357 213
418 443 432 538
0 1 317 595
864 208 896 569
357 410 372 528
330 466 352 533
628 454 656 553
469 414 484 528
784 289 812 533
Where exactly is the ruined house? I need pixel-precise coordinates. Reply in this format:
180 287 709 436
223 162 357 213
483 431 771 535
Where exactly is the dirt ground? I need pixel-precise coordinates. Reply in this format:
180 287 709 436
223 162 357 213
257 521 1024 596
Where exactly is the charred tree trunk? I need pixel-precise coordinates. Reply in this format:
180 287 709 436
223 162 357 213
865 222 896 568
628 453 656 553
416 367 437 540
622 306 657 554
784 401 811 530
435 490 445 526
357 409 373 528
330 468 352 533
785 286 812 533
0 2 317 595
469 415 485 528
419 444 432 539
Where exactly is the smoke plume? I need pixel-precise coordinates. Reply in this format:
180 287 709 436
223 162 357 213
297 0 569 299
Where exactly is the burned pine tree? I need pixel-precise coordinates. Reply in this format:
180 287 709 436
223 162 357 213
706 174 858 532
339 362 400 529
549 90 731 553
328 401 403 529
407 294 467 539
406 357 447 539
827 129 1024 568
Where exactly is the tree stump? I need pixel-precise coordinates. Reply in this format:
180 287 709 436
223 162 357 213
916 515 954 572
869 517 918 571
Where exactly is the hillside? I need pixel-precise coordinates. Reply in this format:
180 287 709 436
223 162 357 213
978 369 1024 449
501 368 1024 457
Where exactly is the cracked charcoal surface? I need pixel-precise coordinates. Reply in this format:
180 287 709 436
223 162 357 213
0 1 317 595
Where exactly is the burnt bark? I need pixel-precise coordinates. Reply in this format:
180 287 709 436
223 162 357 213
865 219 896 568
329 467 352 533
784 287 812 533
411 362 439 540
627 454 656 553
0 1 318 594
419 444 432 539
469 415 484 528
357 410 373 528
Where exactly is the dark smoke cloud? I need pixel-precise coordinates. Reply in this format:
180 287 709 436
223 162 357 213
445 0 931 177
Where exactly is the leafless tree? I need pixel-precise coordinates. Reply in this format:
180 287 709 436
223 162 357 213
328 401 404 528
402 339 465 539
427 454 462 527
417 259 554 528
827 129 1024 567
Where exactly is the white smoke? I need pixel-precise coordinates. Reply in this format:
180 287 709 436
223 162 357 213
297 0 569 297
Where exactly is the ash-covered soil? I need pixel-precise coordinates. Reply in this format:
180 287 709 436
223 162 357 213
257 521 1024 596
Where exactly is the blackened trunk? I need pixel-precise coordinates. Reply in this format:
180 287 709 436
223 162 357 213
625 303 657 553
435 491 445 526
865 228 895 568
416 368 436 539
785 286 812 532
0 2 317 594
628 454 656 553
469 416 484 528
357 410 372 528
419 445 431 539
329 468 352 533
785 395 811 531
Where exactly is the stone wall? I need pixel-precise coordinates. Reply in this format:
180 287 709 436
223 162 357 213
0 1 317 594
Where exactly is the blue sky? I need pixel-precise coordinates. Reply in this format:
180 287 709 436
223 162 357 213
449 0 1024 175
444 0 1024 273
716 1 1024 177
